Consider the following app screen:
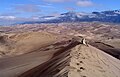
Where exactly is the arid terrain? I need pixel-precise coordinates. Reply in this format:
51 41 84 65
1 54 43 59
0 22 120 77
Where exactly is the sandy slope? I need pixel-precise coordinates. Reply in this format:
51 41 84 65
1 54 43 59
0 50 55 77
19 39 120 77
0 32 58 57
0 31 120 77
0 32 59 77
69 45 120 77
103 39 120 49
0 34 69 77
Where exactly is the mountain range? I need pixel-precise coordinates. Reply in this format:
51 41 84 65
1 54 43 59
22 9 120 24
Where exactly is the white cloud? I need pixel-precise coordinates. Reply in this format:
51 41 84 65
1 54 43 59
43 0 73 3
65 7 76 11
77 0 94 7
49 12 60 16
37 4 54 8
0 16 16 20
0 15 40 22
0 12 20 16
14 4 41 13
43 0 95 7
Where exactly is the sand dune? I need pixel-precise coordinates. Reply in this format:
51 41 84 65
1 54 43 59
0 33 69 77
0 32 58 57
69 45 120 77
0 31 120 77
18 39 120 77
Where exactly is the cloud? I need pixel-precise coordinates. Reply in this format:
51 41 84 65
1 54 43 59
43 0 73 3
0 16 16 20
77 0 94 7
0 14 39 21
49 12 60 16
43 0 95 7
65 7 76 11
0 15 40 25
0 12 20 16
37 4 54 8
14 4 41 13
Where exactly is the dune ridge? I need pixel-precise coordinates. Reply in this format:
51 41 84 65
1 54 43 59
19 39 120 77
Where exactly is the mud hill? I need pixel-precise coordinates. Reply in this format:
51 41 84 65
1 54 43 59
18 38 120 77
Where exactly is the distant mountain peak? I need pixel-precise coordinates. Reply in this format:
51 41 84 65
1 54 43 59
61 11 77 15
21 9 120 24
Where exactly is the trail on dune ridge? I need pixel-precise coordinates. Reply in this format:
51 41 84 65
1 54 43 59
19 40 120 77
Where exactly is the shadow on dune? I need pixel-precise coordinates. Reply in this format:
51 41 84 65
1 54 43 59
18 41 80 77
89 42 120 59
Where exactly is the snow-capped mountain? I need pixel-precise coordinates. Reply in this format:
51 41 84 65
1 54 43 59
22 10 120 24
38 11 85 22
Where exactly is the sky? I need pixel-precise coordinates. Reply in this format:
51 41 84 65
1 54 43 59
0 0 120 25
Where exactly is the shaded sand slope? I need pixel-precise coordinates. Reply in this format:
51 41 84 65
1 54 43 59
19 40 120 77
19 40 79 77
89 42 120 59
0 37 71 77
0 50 55 77
0 32 61 77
